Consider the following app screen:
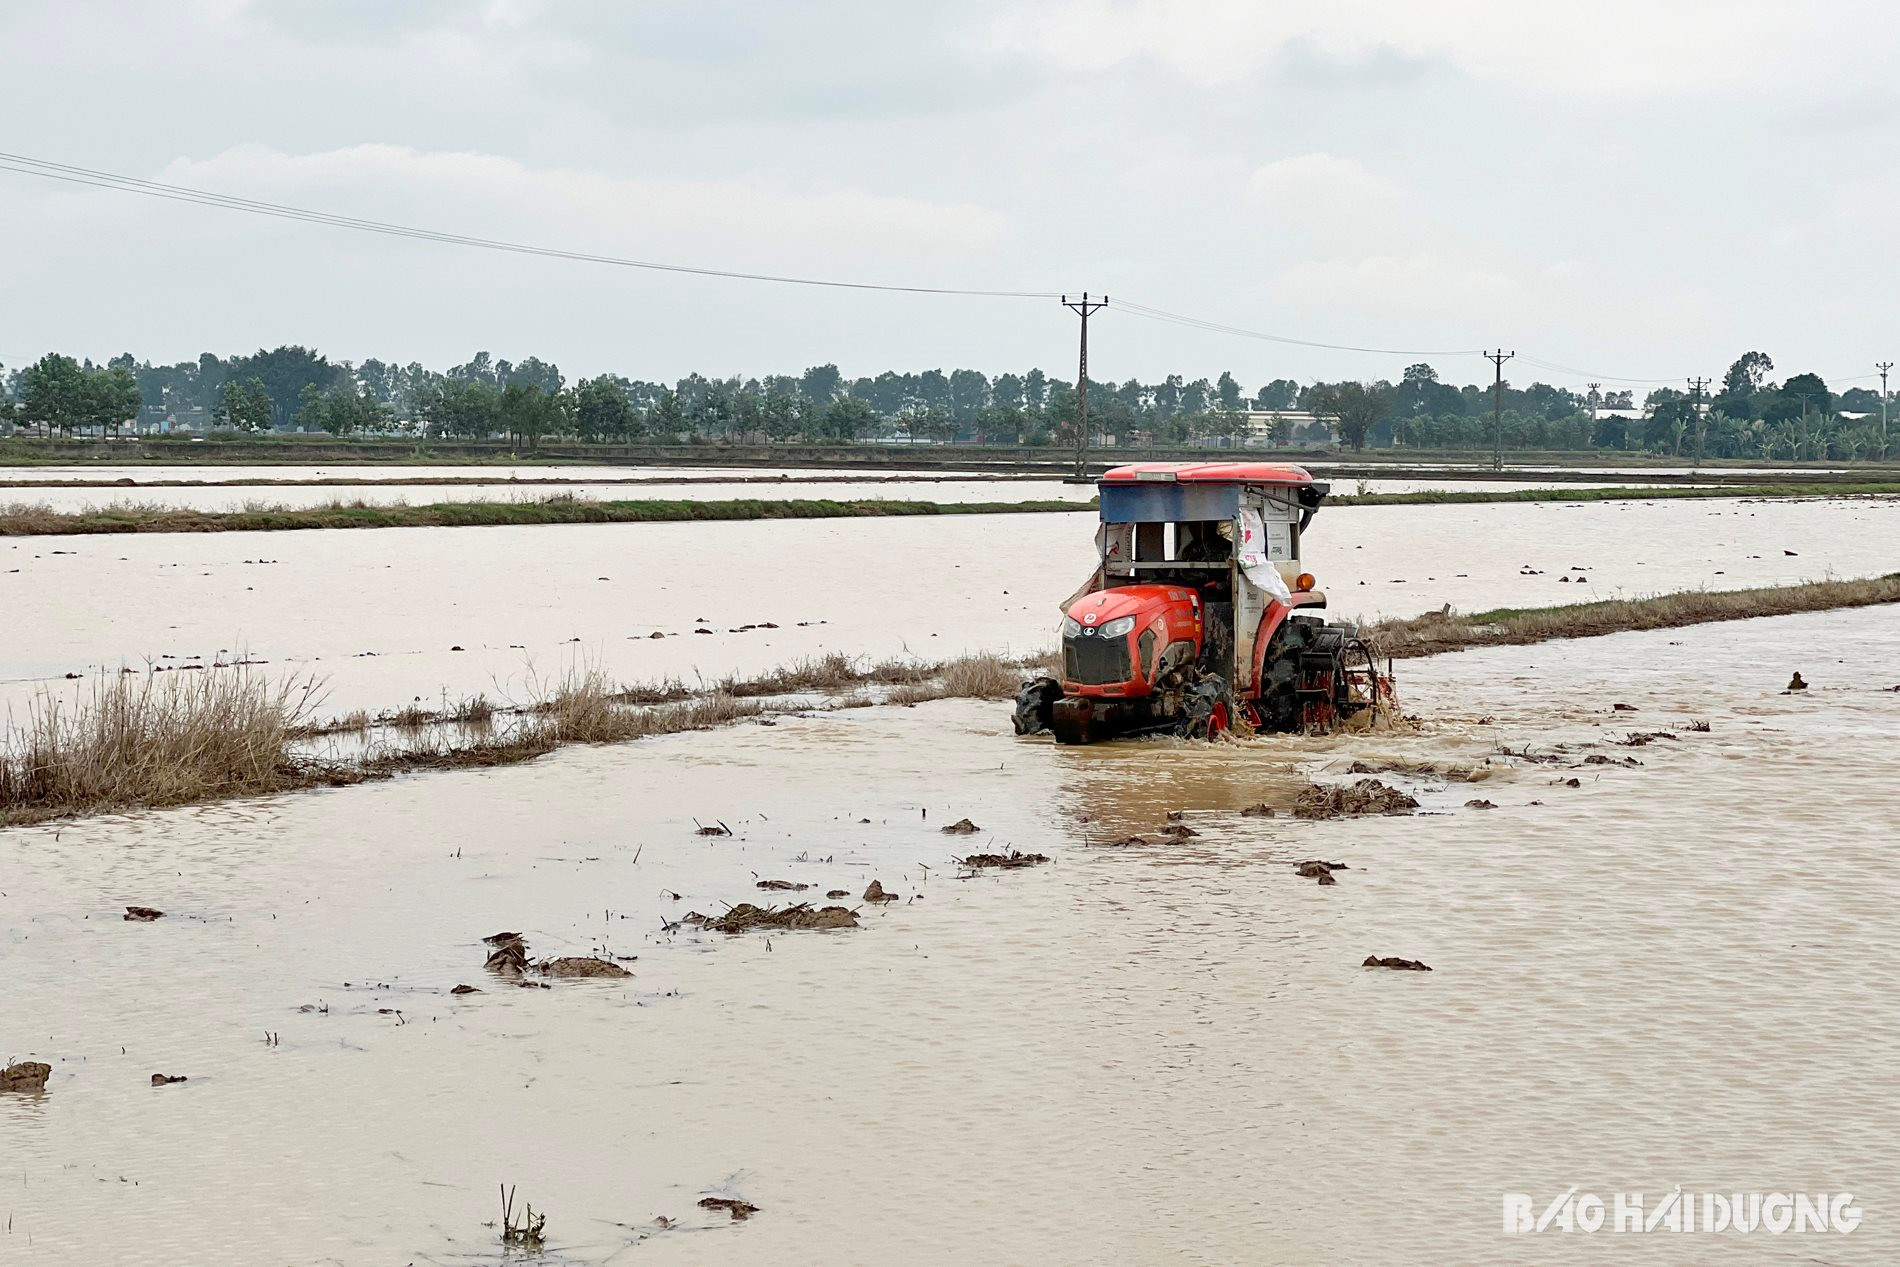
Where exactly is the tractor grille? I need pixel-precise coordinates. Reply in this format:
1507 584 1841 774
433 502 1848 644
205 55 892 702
1064 632 1131 686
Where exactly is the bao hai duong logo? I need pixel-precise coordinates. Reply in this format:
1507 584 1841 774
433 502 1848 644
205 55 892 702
1503 1188 1861 1235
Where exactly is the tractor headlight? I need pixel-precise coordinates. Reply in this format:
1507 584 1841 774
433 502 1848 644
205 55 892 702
1061 616 1081 637
1098 616 1137 638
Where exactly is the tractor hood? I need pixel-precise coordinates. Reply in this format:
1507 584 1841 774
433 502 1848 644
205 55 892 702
1066 584 1197 627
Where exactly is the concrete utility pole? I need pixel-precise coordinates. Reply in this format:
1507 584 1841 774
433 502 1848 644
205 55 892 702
1483 350 1514 471
1879 361 1893 456
1687 376 1710 467
1587 382 1602 422
1062 293 1108 479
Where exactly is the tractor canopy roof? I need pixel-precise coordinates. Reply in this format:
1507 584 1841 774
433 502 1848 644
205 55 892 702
1096 462 1324 523
1100 462 1316 486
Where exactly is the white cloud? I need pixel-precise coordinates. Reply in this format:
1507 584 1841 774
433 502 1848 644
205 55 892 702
988 0 1882 98
1277 253 1516 315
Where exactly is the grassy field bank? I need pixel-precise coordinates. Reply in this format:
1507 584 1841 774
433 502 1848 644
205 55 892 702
1363 574 1900 658
3 480 1898 536
0 495 1086 536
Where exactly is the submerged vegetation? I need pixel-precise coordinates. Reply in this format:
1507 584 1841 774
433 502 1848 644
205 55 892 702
1363 574 1900 659
0 652 1043 827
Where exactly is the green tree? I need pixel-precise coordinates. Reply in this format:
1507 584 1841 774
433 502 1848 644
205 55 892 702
948 368 990 424
1215 371 1243 411
820 396 878 442
1306 381 1389 451
217 377 274 433
1253 378 1298 410
799 364 843 404
574 377 639 442
1721 350 1774 399
499 383 565 451
1778 372 1832 421
417 378 500 439
18 353 87 437
648 389 684 439
228 345 343 429
81 365 143 437
295 382 393 436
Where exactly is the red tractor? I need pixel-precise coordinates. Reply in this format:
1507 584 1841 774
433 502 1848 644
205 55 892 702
1014 462 1389 745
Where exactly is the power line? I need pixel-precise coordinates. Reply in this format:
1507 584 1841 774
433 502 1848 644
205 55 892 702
0 150 1065 300
0 149 1505 361
1113 299 1485 357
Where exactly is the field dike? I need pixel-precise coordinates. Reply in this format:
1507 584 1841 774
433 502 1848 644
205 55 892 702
1361 573 1900 659
4 577 1895 827
4 480 1900 537
0 495 1085 536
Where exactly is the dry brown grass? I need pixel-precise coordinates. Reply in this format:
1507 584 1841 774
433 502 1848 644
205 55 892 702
0 670 329 825
1363 574 1900 659
526 667 763 744
887 654 1028 704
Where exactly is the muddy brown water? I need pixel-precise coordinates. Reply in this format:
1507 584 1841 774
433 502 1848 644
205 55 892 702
3 606 1896 1263
2 493 1897 722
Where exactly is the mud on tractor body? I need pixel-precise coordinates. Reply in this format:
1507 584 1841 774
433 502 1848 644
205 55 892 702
1013 462 1392 745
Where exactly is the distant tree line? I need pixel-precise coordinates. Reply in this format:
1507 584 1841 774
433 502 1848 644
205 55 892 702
0 345 1888 459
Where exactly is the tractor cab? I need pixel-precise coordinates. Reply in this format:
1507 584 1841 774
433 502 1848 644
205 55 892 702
1015 462 1385 744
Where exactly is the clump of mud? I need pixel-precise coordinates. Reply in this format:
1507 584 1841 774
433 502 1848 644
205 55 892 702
542 957 633 979
1293 779 1419 819
957 850 1049 869
484 933 530 975
940 818 981 835
699 1197 761 1220
755 879 810 892
1363 956 1433 971
689 903 859 933
150 1073 188 1086
2 1061 52 1092
482 932 632 977
1346 759 1481 782
124 906 164 922
1617 731 1680 747
1296 860 1347 885
862 880 898 903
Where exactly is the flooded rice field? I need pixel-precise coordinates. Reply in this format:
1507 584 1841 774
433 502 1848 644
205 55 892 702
3 464 1674 512
4 604 1896 1264
2 493 1896 722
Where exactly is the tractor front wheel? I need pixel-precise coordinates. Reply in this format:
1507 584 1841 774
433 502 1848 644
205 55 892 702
1012 676 1063 736
1180 675 1234 741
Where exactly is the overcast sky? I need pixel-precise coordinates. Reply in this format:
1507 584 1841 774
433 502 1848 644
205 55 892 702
2 1 1894 393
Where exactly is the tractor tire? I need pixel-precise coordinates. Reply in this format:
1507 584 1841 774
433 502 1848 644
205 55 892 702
1012 676 1063 736
1180 675 1234 741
